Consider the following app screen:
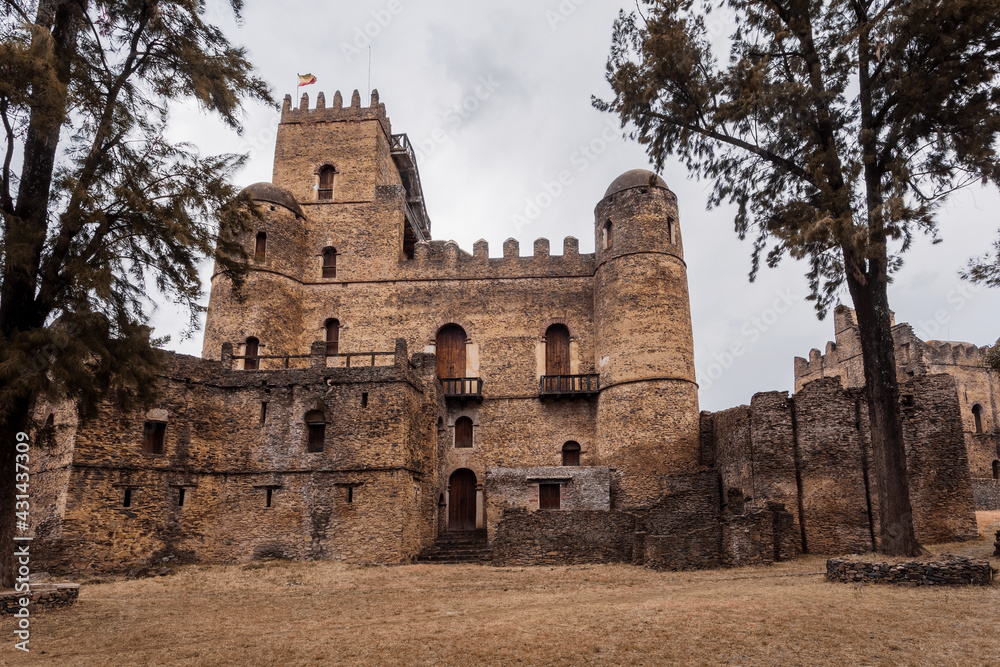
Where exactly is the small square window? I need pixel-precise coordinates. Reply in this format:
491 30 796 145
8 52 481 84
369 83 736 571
539 483 560 510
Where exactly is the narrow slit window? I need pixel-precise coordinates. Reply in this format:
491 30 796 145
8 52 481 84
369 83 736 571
347 487 354 503
361 392 368 409
539 483 560 510
178 488 186 507
322 247 337 278
254 231 267 260
244 337 260 371
143 421 166 455
260 401 268 426
265 488 273 508
993 460 999 480
604 220 613 249
305 410 325 453
123 488 132 508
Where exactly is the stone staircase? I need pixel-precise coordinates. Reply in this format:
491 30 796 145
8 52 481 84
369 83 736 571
416 531 492 564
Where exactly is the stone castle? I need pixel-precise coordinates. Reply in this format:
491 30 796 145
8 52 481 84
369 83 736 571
30 91 982 574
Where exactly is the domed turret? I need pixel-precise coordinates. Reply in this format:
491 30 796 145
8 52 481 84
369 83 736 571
201 182 307 362
592 170 699 508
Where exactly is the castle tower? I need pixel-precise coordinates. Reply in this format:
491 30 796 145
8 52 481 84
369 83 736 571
593 170 700 508
202 90 433 361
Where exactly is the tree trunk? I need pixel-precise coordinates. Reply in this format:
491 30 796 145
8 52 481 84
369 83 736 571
845 265 921 557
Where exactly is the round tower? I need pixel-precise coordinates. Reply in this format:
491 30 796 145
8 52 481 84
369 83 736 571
593 170 700 509
202 182 307 364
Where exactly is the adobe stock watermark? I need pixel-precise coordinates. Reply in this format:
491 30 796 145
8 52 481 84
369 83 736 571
545 0 589 31
699 288 798 391
412 76 502 163
511 118 621 231
911 282 983 341
340 0 405 63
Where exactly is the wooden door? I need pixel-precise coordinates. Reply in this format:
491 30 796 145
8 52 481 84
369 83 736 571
448 469 477 531
546 325 570 390
436 325 467 380
539 483 560 510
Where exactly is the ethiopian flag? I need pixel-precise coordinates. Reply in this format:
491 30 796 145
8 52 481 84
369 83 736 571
297 73 317 87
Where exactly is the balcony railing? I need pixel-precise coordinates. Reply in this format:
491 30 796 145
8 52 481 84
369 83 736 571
440 377 483 399
539 374 600 397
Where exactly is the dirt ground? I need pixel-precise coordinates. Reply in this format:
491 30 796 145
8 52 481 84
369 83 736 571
3 511 998 666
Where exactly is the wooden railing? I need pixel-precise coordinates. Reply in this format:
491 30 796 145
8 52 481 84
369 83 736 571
539 374 600 396
440 377 483 399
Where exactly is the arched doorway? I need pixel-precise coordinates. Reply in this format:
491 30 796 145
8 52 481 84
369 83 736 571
436 324 467 380
448 468 477 532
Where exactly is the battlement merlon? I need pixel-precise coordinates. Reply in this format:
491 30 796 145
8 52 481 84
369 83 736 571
280 88 431 241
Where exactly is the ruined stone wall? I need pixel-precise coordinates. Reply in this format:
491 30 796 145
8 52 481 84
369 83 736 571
793 306 1000 478
704 374 976 555
972 478 1000 510
34 346 440 575
484 466 611 538
640 471 723 570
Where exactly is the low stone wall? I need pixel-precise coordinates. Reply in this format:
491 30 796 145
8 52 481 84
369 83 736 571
0 584 80 615
972 478 1000 510
826 556 993 586
722 505 797 567
491 508 634 566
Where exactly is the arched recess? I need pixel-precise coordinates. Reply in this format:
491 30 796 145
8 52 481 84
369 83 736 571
448 468 477 531
454 416 474 448
325 319 340 355
254 231 267 260
322 247 337 278
244 337 260 370
562 441 581 466
436 324 467 380
972 403 984 434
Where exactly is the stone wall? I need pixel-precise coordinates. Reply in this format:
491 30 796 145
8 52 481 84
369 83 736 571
972 478 1000 510
484 466 611 538
826 556 993 586
491 509 635 566
702 374 977 555
640 471 724 570
0 584 79 616
794 305 999 479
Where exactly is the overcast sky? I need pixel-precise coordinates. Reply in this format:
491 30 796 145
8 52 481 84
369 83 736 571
154 0 1000 412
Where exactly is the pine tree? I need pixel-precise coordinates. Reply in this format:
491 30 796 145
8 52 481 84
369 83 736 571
595 0 1000 555
0 0 271 587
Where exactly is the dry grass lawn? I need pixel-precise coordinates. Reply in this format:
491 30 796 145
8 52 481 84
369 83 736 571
3 512 999 666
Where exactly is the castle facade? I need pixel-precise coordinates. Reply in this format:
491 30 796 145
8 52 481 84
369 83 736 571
30 92 978 574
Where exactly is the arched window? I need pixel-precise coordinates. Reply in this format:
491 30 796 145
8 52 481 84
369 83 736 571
562 441 581 466
603 220 613 249
545 324 571 391
972 404 984 434
325 319 340 356
305 410 326 452
142 421 166 455
254 232 267 260
244 337 260 370
322 247 337 278
318 165 336 200
436 324 467 380
455 417 474 448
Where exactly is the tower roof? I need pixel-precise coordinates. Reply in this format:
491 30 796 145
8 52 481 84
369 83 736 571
242 182 306 219
604 169 669 198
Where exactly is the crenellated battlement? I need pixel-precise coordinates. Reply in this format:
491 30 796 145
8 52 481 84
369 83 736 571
280 88 391 133
408 236 595 278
